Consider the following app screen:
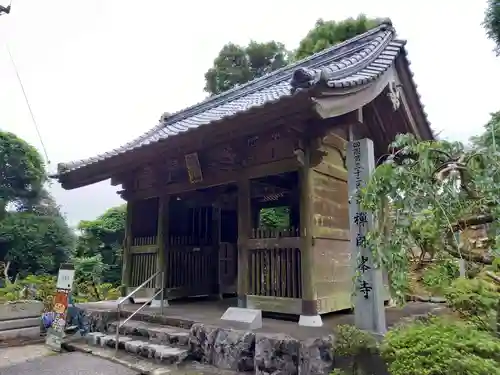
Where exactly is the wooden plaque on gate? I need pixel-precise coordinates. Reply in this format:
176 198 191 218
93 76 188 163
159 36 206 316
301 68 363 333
185 152 203 184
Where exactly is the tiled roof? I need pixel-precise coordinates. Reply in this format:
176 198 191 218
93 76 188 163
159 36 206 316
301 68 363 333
57 21 425 175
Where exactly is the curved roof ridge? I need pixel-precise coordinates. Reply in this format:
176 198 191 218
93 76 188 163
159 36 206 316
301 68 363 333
56 21 404 175
107 23 395 154
157 22 394 128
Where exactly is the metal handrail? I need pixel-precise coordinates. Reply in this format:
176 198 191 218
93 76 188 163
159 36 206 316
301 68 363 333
115 270 165 352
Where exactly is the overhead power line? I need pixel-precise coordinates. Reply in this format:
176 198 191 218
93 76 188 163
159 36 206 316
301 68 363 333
6 44 51 165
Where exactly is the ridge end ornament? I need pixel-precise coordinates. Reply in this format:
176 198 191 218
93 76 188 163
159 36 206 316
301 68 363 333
387 81 402 111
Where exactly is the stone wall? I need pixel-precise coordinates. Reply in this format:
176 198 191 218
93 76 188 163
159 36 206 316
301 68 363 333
0 300 43 341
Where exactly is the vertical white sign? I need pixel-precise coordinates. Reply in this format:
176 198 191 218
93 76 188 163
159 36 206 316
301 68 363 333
347 138 386 335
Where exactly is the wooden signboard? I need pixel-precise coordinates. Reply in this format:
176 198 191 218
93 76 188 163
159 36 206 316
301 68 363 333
185 152 203 183
45 263 75 352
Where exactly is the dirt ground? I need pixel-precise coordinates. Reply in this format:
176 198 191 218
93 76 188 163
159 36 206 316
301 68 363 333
0 344 54 368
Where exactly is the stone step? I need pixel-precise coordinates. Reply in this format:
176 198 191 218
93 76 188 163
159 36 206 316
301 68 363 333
0 326 41 340
0 317 40 331
107 319 190 347
86 331 189 365
66 339 238 375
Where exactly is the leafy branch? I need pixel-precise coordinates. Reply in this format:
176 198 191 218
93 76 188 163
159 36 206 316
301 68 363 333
360 134 500 300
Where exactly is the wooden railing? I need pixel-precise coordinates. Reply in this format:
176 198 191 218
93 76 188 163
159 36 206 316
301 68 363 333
168 236 213 246
248 228 302 298
132 236 157 246
251 227 299 239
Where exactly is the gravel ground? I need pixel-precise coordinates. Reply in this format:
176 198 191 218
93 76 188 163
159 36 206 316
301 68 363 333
0 350 138 375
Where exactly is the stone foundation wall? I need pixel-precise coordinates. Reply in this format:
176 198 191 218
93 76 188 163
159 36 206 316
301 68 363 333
81 308 389 375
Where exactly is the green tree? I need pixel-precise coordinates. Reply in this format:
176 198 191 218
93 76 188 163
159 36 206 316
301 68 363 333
75 204 126 285
294 15 383 61
484 0 500 55
0 212 75 278
204 41 290 96
0 131 45 217
260 207 290 229
360 130 500 298
470 110 500 151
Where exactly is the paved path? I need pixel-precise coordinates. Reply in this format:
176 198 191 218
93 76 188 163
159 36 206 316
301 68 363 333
0 349 138 375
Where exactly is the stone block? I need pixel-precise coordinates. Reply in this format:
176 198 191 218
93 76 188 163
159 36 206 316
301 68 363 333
212 328 255 372
86 332 105 346
0 326 41 340
0 301 43 321
220 307 262 330
254 332 300 375
299 335 335 375
189 323 256 371
189 323 221 363
0 317 40 331
125 340 147 354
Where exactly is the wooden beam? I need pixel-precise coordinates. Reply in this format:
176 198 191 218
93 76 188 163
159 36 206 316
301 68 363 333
121 157 299 201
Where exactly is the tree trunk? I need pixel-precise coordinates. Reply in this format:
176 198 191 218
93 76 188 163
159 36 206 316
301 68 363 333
445 214 495 265
3 261 10 284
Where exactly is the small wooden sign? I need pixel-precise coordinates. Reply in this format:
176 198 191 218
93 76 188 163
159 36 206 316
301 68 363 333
185 152 203 184
46 263 75 352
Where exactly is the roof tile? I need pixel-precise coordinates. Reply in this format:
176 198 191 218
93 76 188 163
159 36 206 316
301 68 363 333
57 23 428 175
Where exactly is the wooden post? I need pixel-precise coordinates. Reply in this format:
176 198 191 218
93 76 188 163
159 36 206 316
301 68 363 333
237 179 251 308
121 202 133 297
152 195 169 308
298 140 322 327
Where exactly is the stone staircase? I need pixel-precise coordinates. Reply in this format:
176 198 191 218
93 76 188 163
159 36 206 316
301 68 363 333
85 320 192 366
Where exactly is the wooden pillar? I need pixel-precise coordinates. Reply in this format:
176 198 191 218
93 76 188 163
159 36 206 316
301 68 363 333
299 140 322 326
153 195 169 306
121 201 133 296
237 178 251 308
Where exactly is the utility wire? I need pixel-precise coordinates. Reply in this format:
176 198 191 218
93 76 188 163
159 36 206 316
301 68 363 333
6 44 51 165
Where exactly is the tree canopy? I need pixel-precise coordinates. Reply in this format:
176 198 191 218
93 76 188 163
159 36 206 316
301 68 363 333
295 15 383 61
75 204 126 284
0 131 45 216
203 15 382 97
484 0 500 55
360 112 500 299
470 110 500 150
204 41 290 96
0 211 75 278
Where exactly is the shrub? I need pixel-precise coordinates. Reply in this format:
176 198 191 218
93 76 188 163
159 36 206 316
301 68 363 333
381 317 500 375
0 274 56 311
445 277 498 332
421 259 459 294
0 274 120 308
331 325 379 375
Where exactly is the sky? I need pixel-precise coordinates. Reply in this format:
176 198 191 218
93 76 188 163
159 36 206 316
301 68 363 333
0 0 499 227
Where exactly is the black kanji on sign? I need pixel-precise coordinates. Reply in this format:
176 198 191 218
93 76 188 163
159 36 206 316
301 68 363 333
356 233 366 247
353 212 368 227
357 255 371 273
359 280 372 299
